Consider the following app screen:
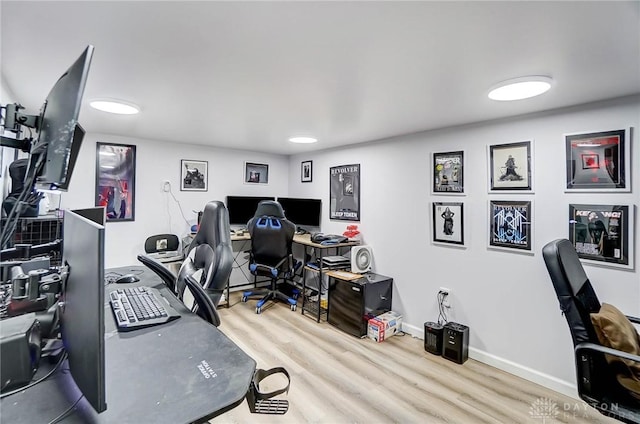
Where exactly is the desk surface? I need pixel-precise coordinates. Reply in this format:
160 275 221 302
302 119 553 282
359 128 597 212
231 231 359 249
1 266 256 424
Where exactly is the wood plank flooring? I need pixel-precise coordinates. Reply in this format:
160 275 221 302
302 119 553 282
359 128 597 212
210 294 615 424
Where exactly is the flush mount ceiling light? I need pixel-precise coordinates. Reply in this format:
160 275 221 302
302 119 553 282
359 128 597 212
90 99 140 115
289 137 318 144
488 76 553 101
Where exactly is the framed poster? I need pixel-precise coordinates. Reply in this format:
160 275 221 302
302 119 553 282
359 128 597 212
565 128 629 191
432 151 464 194
244 162 269 184
95 142 136 222
330 164 360 221
180 159 208 191
488 141 533 192
569 204 634 269
488 200 533 252
432 202 465 246
301 160 312 182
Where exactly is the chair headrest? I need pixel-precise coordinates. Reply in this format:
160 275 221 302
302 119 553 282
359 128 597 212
191 200 231 251
254 200 285 218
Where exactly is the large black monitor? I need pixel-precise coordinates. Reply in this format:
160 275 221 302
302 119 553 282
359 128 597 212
33 45 93 190
60 208 106 413
277 197 322 230
226 196 275 226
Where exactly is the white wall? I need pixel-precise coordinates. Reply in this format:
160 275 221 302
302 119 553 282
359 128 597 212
288 95 640 397
60 133 289 268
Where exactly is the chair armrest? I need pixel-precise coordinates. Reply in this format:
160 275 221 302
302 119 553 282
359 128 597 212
576 342 640 363
184 275 220 327
627 315 640 325
137 254 177 293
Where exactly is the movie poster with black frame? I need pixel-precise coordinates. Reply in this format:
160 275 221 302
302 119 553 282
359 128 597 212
568 204 634 269
329 163 360 221
432 202 465 246
488 140 533 193
180 159 208 191
95 142 136 222
488 200 533 253
565 128 630 192
432 151 464 195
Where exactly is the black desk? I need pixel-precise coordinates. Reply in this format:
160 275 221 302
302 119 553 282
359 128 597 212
0 266 256 423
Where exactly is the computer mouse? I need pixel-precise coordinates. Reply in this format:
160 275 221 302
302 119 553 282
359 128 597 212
114 274 140 284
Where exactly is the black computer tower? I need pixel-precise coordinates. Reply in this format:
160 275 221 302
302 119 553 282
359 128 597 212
442 322 469 364
424 321 444 355
328 273 393 337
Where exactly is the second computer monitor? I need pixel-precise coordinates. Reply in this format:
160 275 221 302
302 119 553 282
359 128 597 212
277 197 321 232
226 196 275 227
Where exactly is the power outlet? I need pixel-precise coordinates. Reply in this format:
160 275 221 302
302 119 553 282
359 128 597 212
439 287 451 308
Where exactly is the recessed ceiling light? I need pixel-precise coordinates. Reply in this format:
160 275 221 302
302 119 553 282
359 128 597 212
90 99 140 115
488 76 553 101
289 137 318 144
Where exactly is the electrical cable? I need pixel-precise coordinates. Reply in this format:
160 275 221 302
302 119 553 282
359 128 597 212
0 350 68 399
47 393 84 424
166 183 191 227
437 291 449 325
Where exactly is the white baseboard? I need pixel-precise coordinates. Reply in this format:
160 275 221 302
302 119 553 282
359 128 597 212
401 322 578 399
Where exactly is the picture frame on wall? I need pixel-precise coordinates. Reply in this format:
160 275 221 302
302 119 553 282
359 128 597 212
95 142 136 222
301 160 312 182
568 204 634 269
432 202 465 246
432 151 464 194
488 141 533 192
565 128 630 192
488 200 533 252
329 164 360 221
180 159 208 191
244 162 269 184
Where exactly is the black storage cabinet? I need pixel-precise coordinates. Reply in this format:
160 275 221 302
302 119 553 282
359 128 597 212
328 273 393 337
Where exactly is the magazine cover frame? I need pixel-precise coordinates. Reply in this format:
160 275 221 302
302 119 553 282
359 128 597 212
488 199 533 253
329 163 360 221
432 151 464 195
565 128 630 192
432 202 465 247
568 204 634 270
488 140 533 193
95 142 136 222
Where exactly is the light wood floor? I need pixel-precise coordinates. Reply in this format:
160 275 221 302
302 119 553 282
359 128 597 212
211 294 615 424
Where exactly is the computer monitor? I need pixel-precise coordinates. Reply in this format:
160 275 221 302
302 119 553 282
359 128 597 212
32 45 94 190
60 208 106 413
226 196 275 226
277 197 322 231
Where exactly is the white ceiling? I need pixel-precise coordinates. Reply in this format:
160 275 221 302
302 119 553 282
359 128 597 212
2 1 639 155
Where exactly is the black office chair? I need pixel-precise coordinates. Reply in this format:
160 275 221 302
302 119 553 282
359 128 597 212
241 201 300 314
138 200 233 326
542 239 640 423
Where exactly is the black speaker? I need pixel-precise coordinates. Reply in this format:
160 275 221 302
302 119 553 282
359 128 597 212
442 322 469 364
0 313 42 392
424 321 443 355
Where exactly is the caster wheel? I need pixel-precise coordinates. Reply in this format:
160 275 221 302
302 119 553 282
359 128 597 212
242 296 248 302
256 307 262 314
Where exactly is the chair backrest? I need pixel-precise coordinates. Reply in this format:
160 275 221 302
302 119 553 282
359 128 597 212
176 201 233 306
542 238 602 346
248 201 295 268
144 234 180 254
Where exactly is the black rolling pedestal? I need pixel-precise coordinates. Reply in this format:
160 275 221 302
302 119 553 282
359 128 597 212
327 273 393 338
